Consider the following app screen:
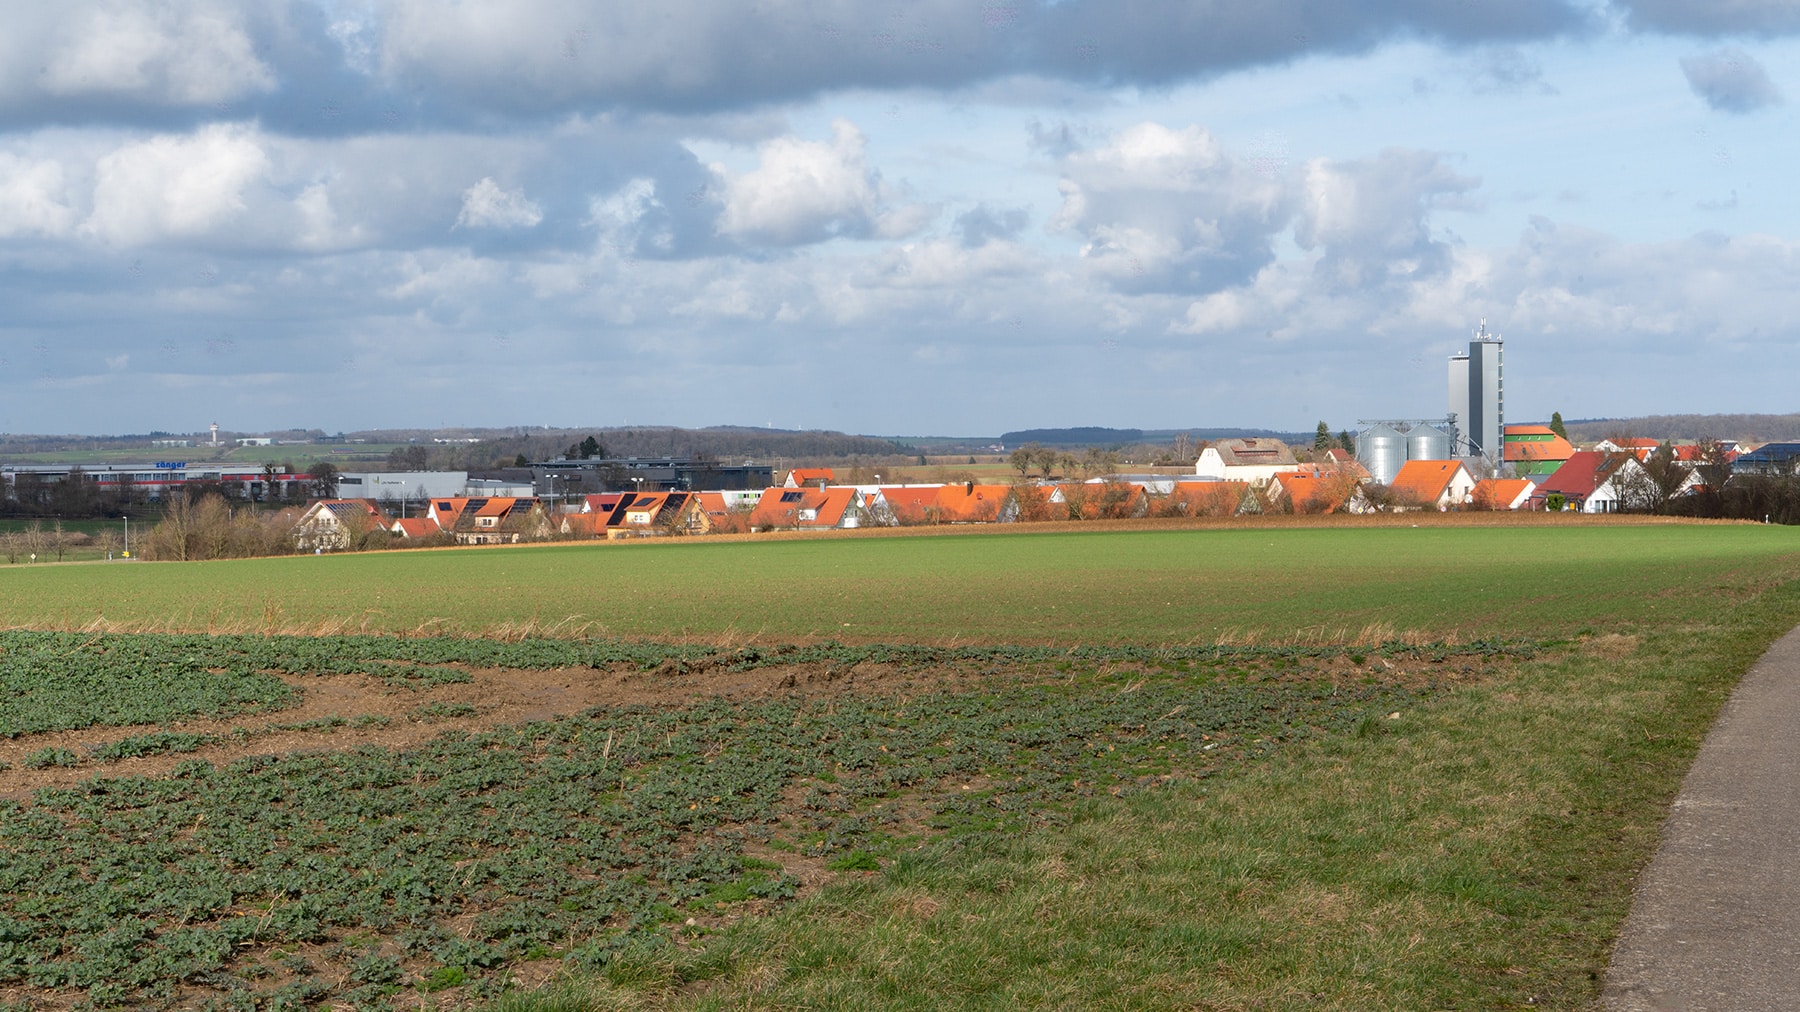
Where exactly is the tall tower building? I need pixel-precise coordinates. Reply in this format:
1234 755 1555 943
1449 322 1503 459
1447 352 1470 453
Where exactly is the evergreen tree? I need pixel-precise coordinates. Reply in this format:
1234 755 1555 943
1549 412 1568 441
1338 430 1354 455
1314 421 1333 450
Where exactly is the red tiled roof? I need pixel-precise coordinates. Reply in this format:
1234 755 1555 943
877 486 940 524
1505 433 1576 462
1164 481 1248 517
749 486 860 529
1273 471 1358 513
786 468 836 487
933 484 1011 522
1538 451 1631 498
391 517 439 537
1469 478 1534 510
1390 460 1465 505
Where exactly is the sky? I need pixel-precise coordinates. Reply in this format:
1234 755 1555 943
1 1 1797 438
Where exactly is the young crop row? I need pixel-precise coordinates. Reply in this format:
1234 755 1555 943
0 629 1533 740
0 664 1432 1008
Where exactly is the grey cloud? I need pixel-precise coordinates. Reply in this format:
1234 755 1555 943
954 204 1030 247
0 1 1595 131
1615 0 1800 36
1467 47 1556 94
1680 48 1783 112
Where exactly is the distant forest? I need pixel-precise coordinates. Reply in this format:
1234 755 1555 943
1002 426 1310 448
1560 414 1800 444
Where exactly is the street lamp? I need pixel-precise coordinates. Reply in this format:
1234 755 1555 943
122 515 129 558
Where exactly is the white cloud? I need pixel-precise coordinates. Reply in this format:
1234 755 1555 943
84 123 271 245
1051 122 1290 294
455 177 543 229
1294 149 1478 290
39 3 274 104
712 119 928 246
0 154 77 238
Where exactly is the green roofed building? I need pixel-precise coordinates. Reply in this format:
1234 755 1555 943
1504 424 1576 479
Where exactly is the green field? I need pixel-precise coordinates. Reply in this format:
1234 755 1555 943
0 522 1796 1009
3 523 1793 643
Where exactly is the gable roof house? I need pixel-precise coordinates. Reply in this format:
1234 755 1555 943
1389 460 1478 511
1535 451 1646 512
606 491 709 538
748 486 866 531
1194 438 1297 486
390 516 446 540
292 499 390 551
869 485 943 526
1593 437 1663 461
933 482 1016 523
1156 480 1254 518
1268 467 1364 514
1468 477 1537 511
428 496 553 544
557 512 607 539
784 468 836 488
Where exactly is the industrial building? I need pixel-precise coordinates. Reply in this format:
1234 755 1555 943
1353 421 1455 486
1448 321 1504 459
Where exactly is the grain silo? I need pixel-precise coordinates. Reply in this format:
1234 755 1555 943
1357 423 1407 485
1408 423 1452 462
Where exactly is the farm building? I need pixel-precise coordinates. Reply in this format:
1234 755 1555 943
1194 439 1297 486
1502 426 1575 479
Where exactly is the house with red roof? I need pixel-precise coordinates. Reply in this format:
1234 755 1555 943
292 499 390 551
601 491 709 538
1157 480 1253 518
557 513 606 538
934 482 1015 523
389 516 445 540
1594 437 1663 461
1389 460 1477 511
784 468 836 488
1534 451 1646 512
426 496 553 544
748 486 866 531
869 485 942 526
1468 478 1537 511
1269 468 1364 514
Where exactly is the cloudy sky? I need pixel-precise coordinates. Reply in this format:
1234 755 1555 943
1 1 1796 438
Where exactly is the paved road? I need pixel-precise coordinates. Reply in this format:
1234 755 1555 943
1605 624 1800 1010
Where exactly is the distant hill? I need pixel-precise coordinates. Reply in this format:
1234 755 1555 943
1560 413 1800 445
1001 427 1143 447
1001 426 1311 448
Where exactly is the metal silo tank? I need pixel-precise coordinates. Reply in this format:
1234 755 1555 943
1357 424 1407 485
1408 424 1451 462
